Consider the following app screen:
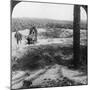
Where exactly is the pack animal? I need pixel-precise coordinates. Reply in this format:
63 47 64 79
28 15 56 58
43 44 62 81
26 26 37 44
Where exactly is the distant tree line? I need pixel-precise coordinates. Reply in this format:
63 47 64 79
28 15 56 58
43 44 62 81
11 18 87 32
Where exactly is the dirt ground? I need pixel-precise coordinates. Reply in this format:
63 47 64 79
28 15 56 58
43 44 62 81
11 28 87 89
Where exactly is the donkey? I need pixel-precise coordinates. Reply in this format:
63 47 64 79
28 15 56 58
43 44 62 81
26 26 37 44
14 30 22 45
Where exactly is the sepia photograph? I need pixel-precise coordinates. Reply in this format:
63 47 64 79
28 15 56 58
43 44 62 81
11 0 88 89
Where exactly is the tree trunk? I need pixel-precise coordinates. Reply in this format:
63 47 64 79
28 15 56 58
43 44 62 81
73 5 80 68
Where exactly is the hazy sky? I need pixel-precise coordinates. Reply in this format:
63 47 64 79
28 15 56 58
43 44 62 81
12 2 87 21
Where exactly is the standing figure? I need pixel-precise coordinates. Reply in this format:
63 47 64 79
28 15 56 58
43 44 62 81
14 30 22 45
27 26 37 44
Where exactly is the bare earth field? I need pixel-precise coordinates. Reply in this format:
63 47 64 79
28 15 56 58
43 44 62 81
11 28 87 89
